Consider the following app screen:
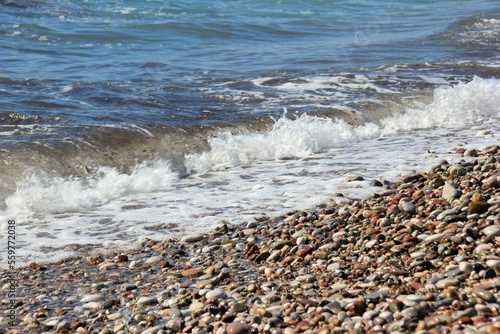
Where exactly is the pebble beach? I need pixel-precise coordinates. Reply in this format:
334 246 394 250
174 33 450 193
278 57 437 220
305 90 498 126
1 145 499 334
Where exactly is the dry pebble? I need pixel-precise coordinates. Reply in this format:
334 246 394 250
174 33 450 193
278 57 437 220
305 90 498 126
1 145 499 334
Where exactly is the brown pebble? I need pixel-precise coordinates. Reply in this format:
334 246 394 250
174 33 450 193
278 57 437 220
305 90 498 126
117 254 128 262
159 260 171 268
295 321 310 331
180 268 203 277
297 247 313 257
457 316 472 325
471 192 483 202
467 201 490 215
70 320 87 330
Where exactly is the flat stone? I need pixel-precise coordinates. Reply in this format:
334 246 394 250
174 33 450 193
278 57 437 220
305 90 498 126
365 239 378 249
226 321 251 334
401 307 418 318
137 297 158 306
346 175 364 182
180 233 204 243
436 278 459 289
437 209 457 221
483 225 500 237
189 301 205 315
410 252 427 259
180 268 203 277
486 259 500 268
468 201 491 215
206 288 226 299
473 288 495 303
458 262 474 272
267 250 282 262
82 302 101 309
80 294 104 303
145 256 161 265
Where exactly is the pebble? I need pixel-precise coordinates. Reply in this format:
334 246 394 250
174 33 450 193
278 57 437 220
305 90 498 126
180 233 204 243
206 288 226 299
137 296 158 306
483 225 500 237
80 294 104 303
226 321 251 334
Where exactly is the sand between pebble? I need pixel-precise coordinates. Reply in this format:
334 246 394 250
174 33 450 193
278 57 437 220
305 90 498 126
0 145 499 334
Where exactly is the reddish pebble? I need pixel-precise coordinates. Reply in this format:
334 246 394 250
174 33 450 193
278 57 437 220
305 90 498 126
411 280 424 290
457 316 472 325
180 268 202 277
296 321 310 331
297 247 313 257
226 321 251 334
117 254 128 262
386 204 399 216
70 320 87 330
402 236 418 244
29 262 40 270
349 300 366 316
159 260 171 269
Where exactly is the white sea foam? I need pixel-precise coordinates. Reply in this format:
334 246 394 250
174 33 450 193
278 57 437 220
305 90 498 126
186 77 500 173
382 76 500 134
6 160 176 215
1 77 499 267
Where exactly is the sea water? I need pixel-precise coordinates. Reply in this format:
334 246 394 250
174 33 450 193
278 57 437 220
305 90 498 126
0 0 499 266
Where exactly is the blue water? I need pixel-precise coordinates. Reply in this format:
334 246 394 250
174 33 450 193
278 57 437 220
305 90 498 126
1 0 498 126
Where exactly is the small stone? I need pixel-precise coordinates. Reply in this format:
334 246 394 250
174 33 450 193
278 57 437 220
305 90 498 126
101 299 115 309
399 201 416 214
255 251 270 262
473 288 495 303
80 294 104 303
448 166 466 176
56 320 70 332
117 254 128 262
181 268 203 277
442 182 460 202
436 278 459 289
346 175 364 182
166 319 181 332
458 262 474 272
226 321 251 334
297 247 313 257
464 148 478 157
471 192 482 202
145 256 161 265
231 302 248 313
483 268 496 279
189 301 205 315
482 225 500 237
180 233 204 243
267 250 282 262
390 268 409 276
468 201 491 215
137 297 158 306
206 288 225 300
